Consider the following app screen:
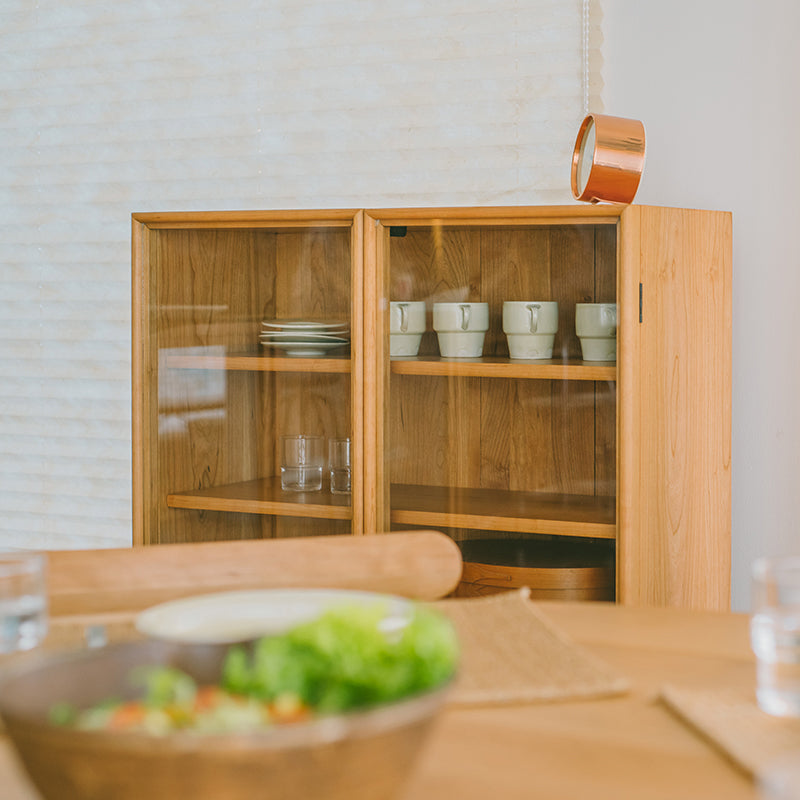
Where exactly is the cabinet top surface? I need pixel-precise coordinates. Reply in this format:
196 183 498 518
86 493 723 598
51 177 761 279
131 204 730 229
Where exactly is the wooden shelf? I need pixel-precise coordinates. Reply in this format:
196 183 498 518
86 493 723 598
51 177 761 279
390 356 616 381
165 352 351 374
167 477 352 520
389 484 616 539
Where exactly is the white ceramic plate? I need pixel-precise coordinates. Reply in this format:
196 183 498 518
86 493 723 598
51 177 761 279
135 588 413 644
261 341 349 357
261 319 349 332
259 333 349 343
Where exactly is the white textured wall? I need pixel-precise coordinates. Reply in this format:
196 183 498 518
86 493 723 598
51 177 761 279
601 0 800 610
0 1 597 550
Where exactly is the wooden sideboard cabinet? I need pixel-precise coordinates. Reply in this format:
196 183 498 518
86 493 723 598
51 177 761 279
133 204 732 610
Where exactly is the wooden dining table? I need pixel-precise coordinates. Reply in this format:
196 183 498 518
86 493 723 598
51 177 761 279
0 597 762 800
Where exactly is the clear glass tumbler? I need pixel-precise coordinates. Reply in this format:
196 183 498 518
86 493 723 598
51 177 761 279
750 556 800 717
328 437 351 495
0 551 48 654
280 434 324 492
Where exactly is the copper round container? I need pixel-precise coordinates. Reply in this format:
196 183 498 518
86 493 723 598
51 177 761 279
571 114 646 205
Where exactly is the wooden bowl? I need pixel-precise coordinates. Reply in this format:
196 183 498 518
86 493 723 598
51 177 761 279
0 639 450 800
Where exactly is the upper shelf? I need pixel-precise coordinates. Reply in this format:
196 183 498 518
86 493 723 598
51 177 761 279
164 352 616 380
165 352 352 374
390 356 616 381
389 484 616 539
167 477 352 520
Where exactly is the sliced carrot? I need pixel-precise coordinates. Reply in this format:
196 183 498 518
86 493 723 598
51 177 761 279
193 686 223 711
269 693 310 724
107 702 147 730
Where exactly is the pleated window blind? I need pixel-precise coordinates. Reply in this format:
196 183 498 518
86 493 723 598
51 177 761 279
0 0 601 550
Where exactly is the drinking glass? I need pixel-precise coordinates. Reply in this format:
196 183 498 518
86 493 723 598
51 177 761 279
0 551 48 654
280 435 324 492
750 556 800 717
328 437 351 495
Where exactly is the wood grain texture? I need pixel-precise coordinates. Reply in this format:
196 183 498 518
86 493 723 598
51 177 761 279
132 214 359 544
366 205 623 225
617 206 732 610
165 353 351 373
131 219 153 547
455 561 614 600
132 209 361 229
45 530 464 616
0 601 757 800
362 216 387 534
167 476 352 519
380 220 618 549
133 206 730 610
389 356 615 381
349 212 365 536
389 484 615 538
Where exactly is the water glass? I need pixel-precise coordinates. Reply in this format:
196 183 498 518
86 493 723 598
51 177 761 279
280 435 324 492
750 556 800 717
328 437 351 495
0 551 48 654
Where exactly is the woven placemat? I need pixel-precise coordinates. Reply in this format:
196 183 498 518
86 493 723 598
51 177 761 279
432 587 629 707
660 685 800 788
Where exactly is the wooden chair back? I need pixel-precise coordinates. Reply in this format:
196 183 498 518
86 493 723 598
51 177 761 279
45 531 463 617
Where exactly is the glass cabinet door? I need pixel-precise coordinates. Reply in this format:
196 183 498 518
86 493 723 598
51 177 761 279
133 211 362 545
366 208 618 598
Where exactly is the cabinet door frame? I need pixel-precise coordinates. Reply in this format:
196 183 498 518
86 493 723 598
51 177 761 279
132 209 364 546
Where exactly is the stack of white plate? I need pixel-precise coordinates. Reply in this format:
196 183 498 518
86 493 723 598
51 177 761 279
260 319 350 357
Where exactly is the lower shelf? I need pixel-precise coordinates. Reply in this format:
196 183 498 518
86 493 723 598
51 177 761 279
389 484 616 539
166 477 352 520
165 479 615 537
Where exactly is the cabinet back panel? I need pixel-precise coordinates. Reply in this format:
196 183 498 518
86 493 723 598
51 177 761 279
390 376 615 497
274 230 351 322
155 228 351 350
385 222 617 504
157 508 266 544
151 227 351 543
269 373 352 463
387 225 616 359
156 229 277 351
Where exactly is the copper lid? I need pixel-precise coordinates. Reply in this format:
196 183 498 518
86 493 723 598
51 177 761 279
571 114 646 204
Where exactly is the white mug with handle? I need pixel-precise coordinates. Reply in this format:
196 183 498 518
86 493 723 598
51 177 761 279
503 301 558 359
433 302 489 357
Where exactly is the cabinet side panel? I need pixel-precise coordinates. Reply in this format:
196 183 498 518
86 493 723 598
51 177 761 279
623 207 732 609
132 220 156 546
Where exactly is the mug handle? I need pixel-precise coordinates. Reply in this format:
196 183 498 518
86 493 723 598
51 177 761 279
398 303 409 333
602 305 617 331
458 304 471 331
526 303 541 333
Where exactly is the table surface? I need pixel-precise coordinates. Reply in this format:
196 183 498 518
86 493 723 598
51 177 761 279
407 601 758 800
0 600 758 800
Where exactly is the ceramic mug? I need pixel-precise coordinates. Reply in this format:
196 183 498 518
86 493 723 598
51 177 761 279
433 302 489 358
503 301 559 359
575 303 617 361
389 301 426 357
